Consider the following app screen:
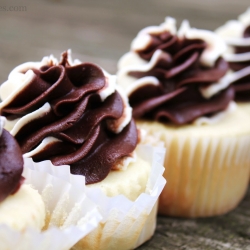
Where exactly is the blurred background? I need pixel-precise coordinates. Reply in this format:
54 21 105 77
0 0 249 82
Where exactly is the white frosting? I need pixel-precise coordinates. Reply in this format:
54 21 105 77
9 55 58 80
4 118 21 132
215 20 245 40
118 52 148 70
238 7 250 26
0 116 6 136
126 77 160 97
1 53 131 134
193 101 237 125
201 66 250 99
224 51 250 62
98 71 116 101
184 27 226 67
128 18 226 67
23 137 61 158
200 71 233 99
137 17 176 38
10 102 51 136
223 37 250 47
214 10 250 104
117 17 233 125
0 51 136 169
117 17 228 98
0 70 36 109
0 50 80 110
177 19 190 38
215 9 250 61
131 17 177 52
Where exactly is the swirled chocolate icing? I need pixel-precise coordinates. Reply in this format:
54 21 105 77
225 25 250 101
0 51 138 184
118 18 234 125
216 9 250 101
0 118 24 203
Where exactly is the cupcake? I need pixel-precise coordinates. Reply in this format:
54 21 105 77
0 116 45 231
0 115 101 249
0 50 166 249
117 17 250 217
215 8 250 113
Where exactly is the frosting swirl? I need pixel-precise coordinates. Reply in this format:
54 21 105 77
117 17 234 125
0 51 137 184
0 117 24 203
216 8 250 101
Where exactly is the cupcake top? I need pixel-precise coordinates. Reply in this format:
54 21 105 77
0 50 138 184
0 116 24 202
216 8 250 101
117 17 236 125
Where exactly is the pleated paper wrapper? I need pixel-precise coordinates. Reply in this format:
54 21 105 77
69 144 166 250
138 114 250 217
0 159 102 250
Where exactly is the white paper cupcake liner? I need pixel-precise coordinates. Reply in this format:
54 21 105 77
0 159 102 250
137 115 250 217
73 144 166 250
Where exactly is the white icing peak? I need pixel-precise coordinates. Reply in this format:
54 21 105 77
193 101 237 125
214 9 250 100
117 17 228 98
239 7 250 26
130 17 226 67
131 17 177 51
117 17 234 125
1 50 133 135
215 8 250 61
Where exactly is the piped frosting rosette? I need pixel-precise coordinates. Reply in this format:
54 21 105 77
0 50 136 185
0 51 166 249
117 17 237 125
216 8 250 102
64 144 165 250
117 18 250 218
0 116 102 250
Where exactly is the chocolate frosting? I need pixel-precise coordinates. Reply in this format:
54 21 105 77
0 129 24 203
1 52 138 184
126 31 232 124
228 25 250 101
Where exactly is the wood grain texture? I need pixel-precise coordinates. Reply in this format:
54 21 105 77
0 0 250 249
138 188 250 250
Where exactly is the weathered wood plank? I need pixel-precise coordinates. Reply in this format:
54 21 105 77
138 188 250 250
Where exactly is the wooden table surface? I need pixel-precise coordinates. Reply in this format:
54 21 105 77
0 0 250 249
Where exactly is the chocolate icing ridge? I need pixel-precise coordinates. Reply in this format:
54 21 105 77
216 9 250 102
1 51 138 184
118 19 233 124
228 25 250 101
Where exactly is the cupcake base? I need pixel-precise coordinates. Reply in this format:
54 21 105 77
138 107 250 217
73 202 158 250
72 145 166 250
0 184 45 231
237 102 250 116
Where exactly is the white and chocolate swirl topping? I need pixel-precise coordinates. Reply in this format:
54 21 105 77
117 17 236 125
216 8 250 101
0 51 137 184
